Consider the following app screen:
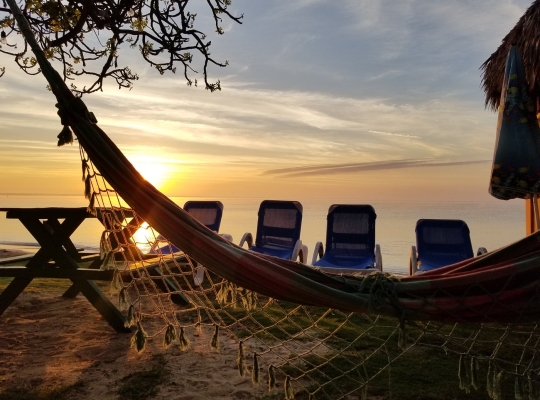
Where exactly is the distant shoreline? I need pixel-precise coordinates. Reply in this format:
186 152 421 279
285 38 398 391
0 248 29 259
0 193 81 196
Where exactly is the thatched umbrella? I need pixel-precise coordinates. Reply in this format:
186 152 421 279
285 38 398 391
481 0 540 111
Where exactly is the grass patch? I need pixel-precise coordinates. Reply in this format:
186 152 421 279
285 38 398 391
216 298 533 400
0 257 109 294
117 356 169 400
0 379 84 400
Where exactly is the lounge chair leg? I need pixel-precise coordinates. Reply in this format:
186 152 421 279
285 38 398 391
375 244 383 272
410 246 418 276
147 266 190 306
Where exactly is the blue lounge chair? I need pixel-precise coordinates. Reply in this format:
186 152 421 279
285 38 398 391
409 219 487 275
239 200 308 263
151 200 228 255
311 204 382 275
150 201 231 285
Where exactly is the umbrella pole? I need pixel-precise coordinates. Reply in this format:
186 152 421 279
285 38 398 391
534 194 540 232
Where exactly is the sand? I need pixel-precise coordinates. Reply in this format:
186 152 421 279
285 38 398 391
0 249 274 399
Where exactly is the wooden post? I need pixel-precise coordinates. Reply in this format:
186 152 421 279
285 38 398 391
526 198 539 234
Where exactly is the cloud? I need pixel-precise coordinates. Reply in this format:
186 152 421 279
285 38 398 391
341 0 527 46
368 130 421 139
0 0 512 191
0 61 498 180
66 77 498 172
262 159 491 178
366 70 402 82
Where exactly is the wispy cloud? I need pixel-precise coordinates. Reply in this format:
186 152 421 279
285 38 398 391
49 77 497 172
263 159 491 178
368 130 421 139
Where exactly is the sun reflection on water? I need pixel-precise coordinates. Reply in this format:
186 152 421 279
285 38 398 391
130 222 155 254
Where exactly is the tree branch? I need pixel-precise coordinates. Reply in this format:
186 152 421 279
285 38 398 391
0 0 242 95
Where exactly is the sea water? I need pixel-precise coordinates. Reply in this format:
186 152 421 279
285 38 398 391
0 194 525 275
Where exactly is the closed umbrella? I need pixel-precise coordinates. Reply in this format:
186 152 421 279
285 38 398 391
489 46 540 215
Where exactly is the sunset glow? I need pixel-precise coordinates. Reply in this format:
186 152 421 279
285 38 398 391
0 1 533 203
129 155 172 191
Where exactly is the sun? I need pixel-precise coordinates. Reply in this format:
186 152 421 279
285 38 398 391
129 155 171 190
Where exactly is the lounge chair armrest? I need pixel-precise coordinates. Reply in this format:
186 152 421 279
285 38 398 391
477 247 488 256
219 233 233 242
301 244 308 264
375 244 383 272
312 242 324 265
409 246 418 276
291 240 305 263
239 232 253 248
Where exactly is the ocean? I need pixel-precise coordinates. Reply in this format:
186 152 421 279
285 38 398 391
0 194 525 275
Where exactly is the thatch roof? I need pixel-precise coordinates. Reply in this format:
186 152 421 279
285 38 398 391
481 0 540 111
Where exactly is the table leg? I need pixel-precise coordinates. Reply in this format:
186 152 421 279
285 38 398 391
0 277 34 315
18 217 130 333
70 277 131 333
21 216 85 268
62 283 81 298
46 218 83 262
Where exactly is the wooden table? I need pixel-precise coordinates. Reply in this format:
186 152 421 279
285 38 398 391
0 207 133 332
0 207 190 330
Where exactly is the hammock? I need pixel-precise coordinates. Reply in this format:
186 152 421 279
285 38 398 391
9 5 540 399
53 100 540 324
9 0 540 324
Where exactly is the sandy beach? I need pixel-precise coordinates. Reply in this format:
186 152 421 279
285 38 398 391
0 249 273 400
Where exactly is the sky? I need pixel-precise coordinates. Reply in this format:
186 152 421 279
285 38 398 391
0 0 535 203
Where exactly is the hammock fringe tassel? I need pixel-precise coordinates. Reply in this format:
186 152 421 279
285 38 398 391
178 327 190 351
284 375 294 400
210 325 220 351
163 324 177 348
268 365 276 391
131 322 147 352
252 352 259 385
471 357 479 390
237 341 246 377
57 125 73 146
124 304 138 329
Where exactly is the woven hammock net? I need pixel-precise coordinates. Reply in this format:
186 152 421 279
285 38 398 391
77 144 540 400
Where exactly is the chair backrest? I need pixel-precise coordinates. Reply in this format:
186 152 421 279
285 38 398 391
184 201 224 232
415 219 474 269
325 204 376 258
255 200 303 249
